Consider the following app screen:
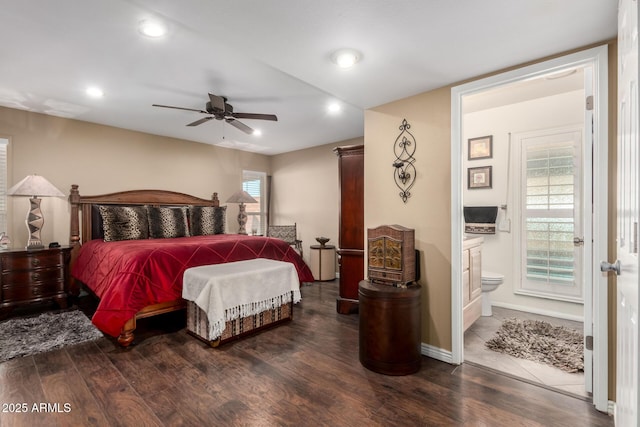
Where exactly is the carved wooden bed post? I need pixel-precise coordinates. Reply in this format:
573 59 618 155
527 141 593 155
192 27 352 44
68 184 81 296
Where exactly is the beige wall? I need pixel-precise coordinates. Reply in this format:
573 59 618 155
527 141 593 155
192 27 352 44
365 88 453 350
0 106 270 248
270 138 363 266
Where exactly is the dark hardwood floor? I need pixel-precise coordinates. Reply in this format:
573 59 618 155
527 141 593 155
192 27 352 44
0 280 613 426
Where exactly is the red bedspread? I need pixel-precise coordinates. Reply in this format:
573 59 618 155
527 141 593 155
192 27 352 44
72 234 314 337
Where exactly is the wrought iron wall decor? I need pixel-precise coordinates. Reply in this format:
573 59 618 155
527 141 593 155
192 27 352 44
392 118 417 203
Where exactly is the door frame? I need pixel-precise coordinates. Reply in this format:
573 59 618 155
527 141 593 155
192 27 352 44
450 45 609 411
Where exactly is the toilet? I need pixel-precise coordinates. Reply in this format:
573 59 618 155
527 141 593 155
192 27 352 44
481 271 504 316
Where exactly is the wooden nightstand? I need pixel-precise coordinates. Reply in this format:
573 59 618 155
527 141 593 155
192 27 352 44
0 246 72 313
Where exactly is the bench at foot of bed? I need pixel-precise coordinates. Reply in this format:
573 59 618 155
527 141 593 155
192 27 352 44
186 299 293 346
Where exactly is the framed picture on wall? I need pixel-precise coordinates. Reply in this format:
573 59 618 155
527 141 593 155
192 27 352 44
468 166 492 189
468 135 493 160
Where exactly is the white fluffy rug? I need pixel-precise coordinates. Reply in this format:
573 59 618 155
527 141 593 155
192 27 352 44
0 310 103 363
485 318 584 373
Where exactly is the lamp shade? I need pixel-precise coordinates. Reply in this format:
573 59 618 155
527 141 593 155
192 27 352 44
225 190 257 204
7 175 64 197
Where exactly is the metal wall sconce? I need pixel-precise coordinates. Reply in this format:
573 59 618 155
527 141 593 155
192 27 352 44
392 119 416 203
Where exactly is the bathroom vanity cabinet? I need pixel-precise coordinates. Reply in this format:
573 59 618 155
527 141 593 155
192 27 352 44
463 237 483 331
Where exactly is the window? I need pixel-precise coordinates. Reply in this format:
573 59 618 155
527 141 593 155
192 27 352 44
0 138 7 234
516 128 583 302
242 170 266 235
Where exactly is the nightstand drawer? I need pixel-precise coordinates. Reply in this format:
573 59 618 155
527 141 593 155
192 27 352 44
2 268 64 286
1 252 63 272
2 281 63 302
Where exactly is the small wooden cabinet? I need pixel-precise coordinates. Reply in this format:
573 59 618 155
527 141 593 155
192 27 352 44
0 246 71 312
463 237 483 331
367 224 415 286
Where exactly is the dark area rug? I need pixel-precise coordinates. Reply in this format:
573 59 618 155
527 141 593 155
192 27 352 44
485 318 583 373
0 310 104 363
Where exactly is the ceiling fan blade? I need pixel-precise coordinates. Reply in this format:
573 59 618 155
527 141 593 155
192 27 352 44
153 104 209 114
187 116 214 127
208 93 226 112
231 112 278 121
225 118 254 134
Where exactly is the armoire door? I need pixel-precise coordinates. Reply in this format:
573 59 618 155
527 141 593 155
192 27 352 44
333 145 364 314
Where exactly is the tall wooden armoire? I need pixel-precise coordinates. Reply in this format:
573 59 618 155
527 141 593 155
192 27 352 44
333 145 364 314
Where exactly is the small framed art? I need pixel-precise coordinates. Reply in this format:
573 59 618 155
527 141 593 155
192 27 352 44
468 166 492 189
468 135 493 160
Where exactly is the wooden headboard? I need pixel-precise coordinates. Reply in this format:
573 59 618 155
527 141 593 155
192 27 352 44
68 184 220 249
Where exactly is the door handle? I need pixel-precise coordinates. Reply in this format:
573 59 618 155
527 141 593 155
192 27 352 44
600 260 621 276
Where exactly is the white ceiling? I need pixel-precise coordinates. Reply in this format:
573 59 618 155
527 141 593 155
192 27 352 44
0 0 617 155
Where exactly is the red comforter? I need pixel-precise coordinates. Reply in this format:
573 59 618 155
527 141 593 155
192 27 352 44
72 235 314 337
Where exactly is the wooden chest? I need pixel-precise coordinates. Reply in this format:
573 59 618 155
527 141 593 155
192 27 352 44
367 224 415 286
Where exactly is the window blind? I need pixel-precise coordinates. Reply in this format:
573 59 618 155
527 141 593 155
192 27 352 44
524 144 575 284
0 139 8 234
242 170 266 235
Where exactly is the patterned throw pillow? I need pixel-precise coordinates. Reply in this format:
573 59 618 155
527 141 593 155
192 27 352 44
146 206 190 239
98 205 149 242
189 205 227 235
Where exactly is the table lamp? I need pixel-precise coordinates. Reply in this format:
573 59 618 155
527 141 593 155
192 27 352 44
225 190 257 235
7 174 65 250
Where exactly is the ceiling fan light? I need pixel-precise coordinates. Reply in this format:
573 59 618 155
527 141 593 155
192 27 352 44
139 19 167 38
331 49 361 69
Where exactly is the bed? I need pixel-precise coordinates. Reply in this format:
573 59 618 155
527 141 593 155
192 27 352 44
68 185 314 347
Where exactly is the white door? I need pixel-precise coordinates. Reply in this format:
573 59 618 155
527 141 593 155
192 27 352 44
613 0 640 424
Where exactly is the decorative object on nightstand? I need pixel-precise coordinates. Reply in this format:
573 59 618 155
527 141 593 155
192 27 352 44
392 119 417 203
7 174 64 250
225 190 257 235
0 232 10 250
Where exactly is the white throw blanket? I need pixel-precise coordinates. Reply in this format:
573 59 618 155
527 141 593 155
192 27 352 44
182 258 301 339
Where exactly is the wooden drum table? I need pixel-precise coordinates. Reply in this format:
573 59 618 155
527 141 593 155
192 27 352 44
309 244 336 281
358 280 421 375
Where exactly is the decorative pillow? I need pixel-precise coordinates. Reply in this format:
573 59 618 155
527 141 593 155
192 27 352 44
146 206 190 239
98 205 149 242
189 205 227 235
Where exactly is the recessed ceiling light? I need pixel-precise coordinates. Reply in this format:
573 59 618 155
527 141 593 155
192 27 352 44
331 48 361 69
328 102 342 113
253 129 262 136
138 19 167 38
86 87 104 98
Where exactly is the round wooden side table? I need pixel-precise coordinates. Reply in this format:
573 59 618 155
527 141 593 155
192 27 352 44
358 280 421 375
309 244 336 281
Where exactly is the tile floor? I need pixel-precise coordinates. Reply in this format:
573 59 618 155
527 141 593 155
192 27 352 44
464 306 588 398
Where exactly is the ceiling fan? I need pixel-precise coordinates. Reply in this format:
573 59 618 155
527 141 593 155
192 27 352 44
152 92 277 134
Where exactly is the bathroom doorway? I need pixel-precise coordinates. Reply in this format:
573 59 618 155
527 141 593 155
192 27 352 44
450 46 609 411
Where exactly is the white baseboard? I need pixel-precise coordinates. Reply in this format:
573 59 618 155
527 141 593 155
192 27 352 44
421 342 454 364
491 301 584 322
608 400 615 417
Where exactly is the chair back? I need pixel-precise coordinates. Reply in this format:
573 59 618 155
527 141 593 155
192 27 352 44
267 224 297 244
